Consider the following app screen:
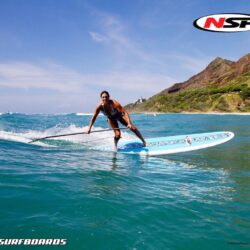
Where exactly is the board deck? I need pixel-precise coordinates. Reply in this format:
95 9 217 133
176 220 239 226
116 131 234 156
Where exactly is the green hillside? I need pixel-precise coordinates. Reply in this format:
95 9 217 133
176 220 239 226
126 73 250 113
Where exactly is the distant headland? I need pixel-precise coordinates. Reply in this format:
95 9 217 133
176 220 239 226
126 54 250 113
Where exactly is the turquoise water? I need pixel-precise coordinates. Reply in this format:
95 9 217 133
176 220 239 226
0 113 249 249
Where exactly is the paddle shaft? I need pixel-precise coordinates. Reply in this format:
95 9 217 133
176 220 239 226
29 127 128 143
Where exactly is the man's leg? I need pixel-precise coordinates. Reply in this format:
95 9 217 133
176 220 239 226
119 117 146 146
108 119 121 150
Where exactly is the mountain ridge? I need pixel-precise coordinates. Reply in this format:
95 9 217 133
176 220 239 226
126 53 250 113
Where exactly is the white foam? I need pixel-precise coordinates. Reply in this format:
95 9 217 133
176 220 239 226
76 113 103 116
0 130 53 147
76 113 92 116
0 112 14 115
0 125 135 148
53 125 135 146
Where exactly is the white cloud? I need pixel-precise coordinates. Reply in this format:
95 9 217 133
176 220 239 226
88 8 214 78
0 61 176 94
0 60 178 112
0 62 83 93
89 31 107 43
89 13 152 62
88 12 210 79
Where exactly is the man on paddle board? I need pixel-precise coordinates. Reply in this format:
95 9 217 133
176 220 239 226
87 91 146 148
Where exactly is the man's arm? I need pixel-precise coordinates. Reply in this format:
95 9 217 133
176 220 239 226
87 104 101 133
112 100 134 129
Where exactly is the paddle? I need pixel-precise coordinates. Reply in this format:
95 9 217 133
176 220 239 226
29 127 129 143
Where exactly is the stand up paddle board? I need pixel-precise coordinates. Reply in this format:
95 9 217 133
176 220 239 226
114 131 234 156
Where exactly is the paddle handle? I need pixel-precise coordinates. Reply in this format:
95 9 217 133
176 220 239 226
29 127 128 143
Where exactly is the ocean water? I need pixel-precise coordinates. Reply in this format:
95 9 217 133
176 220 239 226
0 113 249 250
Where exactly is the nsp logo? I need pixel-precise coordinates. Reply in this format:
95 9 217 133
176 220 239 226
193 13 250 32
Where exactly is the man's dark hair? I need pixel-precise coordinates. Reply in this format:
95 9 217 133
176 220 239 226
100 90 110 98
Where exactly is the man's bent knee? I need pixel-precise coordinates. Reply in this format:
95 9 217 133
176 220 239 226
130 126 136 131
114 131 121 138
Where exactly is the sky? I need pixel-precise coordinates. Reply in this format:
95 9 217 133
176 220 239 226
0 0 250 113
